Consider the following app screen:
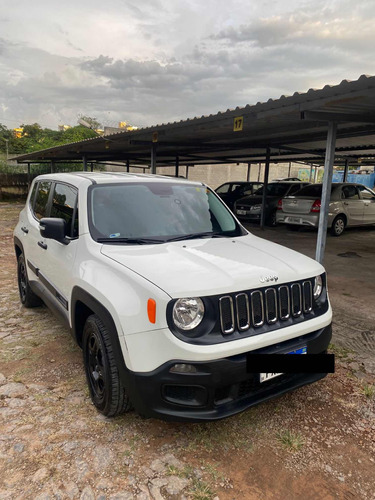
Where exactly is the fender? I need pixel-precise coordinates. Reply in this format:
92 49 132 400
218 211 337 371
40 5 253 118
14 235 24 258
71 286 145 413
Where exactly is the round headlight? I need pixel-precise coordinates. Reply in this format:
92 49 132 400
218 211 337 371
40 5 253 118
172 298 205 331
313 275 323 300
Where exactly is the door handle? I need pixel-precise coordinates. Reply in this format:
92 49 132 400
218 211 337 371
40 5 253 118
21 226 29 234
38 241 48 250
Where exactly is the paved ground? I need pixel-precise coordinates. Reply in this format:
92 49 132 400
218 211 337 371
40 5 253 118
0 203 374 500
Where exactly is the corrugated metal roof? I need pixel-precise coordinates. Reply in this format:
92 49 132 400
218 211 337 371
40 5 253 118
14 74 375 166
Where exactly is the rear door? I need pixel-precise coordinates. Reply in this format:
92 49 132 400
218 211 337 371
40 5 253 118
341 185 364 225
357 185 375 224
39 182 79 309
25 180 54 283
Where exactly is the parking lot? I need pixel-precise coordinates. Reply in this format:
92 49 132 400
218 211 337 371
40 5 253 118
0 203 374 500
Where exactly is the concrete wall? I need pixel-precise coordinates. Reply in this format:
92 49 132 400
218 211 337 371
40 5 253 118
126 162 309 189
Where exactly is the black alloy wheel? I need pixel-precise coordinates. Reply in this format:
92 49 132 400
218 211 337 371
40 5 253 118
330 215 346 236
82 314 132 417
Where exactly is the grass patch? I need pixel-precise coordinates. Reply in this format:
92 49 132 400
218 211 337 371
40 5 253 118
277 429 304 451
188 478 216 500
363 384 375 399
328 343 355 360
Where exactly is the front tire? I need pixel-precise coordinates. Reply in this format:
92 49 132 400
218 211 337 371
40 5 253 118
17 253 42 308
83 314 132 417
330 215 346 236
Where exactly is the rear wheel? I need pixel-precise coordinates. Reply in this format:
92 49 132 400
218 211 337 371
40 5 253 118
17 253 42 308
83 314 132 417
330 215 346 236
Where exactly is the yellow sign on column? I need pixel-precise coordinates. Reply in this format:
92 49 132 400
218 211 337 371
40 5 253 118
233 116 244 132
152 132 158 143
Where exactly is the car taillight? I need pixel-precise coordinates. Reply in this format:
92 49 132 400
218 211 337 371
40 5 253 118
311 199 321 212
277 199 283 210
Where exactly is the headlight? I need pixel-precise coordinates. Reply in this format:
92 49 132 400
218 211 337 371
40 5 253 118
172 298 205 330
313 275 323 300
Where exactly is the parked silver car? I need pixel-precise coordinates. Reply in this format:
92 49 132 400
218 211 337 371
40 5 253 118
276 183 375 236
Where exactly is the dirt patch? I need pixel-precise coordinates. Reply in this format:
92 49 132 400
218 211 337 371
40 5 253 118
1 203 374 499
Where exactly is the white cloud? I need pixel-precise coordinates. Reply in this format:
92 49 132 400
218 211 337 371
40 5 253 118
0 0 374 129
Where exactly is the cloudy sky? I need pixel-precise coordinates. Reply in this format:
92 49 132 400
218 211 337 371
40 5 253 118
1 0 374 130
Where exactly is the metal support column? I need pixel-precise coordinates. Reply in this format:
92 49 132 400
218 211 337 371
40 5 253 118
126 159 130 172
27 163 31 188
151 144 157 174
288 162 291 177
247 163 251 181
343 159 349 182
309 163 313 183
175 156 179 177
315 122 337 264
90 162 94 172
258 162 261 182
82 155 88 172
186 166 189 179
51 160 55 173
260 147 271 229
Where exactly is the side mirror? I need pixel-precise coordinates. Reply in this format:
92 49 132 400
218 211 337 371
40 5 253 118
39 218 69 245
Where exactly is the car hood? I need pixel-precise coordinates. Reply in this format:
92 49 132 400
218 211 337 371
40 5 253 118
100 234 324 298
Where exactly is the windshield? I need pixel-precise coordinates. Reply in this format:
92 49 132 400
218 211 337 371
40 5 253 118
293 184 334 197
253 183 293 197
89 182 244 243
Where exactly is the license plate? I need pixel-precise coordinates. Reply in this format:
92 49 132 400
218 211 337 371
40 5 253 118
237 210 247 215
287 216 302 224
259 346 307 383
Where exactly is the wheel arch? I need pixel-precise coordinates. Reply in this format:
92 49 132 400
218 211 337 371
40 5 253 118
14 236 24 260
331 212 347 228
71 286 141 410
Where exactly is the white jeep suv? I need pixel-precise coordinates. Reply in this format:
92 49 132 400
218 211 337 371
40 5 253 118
14 172 332 422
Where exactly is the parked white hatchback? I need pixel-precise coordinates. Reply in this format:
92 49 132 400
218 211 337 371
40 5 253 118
277 182 375 236
14 172 332 421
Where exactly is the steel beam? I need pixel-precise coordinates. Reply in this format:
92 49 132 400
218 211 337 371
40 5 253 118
82 155 88 172
126 159 130 172
175 156 179 177
343 159 349 182
151 144 157 174
247 163 251 181
315 122 337 264
260 148 271 229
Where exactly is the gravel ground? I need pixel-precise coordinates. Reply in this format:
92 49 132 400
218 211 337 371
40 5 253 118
1 203 374 500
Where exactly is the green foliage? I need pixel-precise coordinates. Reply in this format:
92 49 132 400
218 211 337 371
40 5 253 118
0 122 97 157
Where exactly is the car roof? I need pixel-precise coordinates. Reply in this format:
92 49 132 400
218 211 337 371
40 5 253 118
33 171 205 187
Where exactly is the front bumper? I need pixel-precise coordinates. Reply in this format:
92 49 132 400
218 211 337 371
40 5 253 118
125 323 332 422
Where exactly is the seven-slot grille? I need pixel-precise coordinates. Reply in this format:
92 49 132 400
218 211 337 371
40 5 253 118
218 280 314 335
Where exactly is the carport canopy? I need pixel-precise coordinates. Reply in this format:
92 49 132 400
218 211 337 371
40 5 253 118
15 74 375 263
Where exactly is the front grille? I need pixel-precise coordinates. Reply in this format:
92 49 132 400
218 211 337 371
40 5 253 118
218 279 315 335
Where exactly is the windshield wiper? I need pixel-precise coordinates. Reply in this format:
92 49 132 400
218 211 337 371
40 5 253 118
165 231 226 242
97 237 163 245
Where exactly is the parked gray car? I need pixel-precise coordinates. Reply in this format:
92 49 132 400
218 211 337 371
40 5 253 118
276 183 375 236
234 181 310 226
